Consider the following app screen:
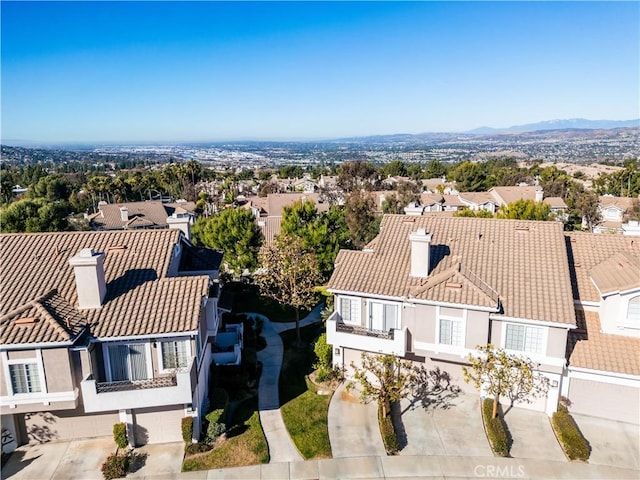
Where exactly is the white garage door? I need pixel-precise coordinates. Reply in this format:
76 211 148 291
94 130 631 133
24 409 119 443
569 378 639 424
133 406 184 445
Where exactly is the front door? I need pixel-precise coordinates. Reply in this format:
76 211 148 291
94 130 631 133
107 344 149 382
369 302 384 331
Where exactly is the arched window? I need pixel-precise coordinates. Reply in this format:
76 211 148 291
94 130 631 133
627 296 640 325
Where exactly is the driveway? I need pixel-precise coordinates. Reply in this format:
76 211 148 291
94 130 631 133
395 392 492 456
503 406 566 462
572 413 640 470
1 438 185 480
328 383 387 458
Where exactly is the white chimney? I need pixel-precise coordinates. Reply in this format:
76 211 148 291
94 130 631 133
120 206 129 222
409 228 433 278
167 210 193 241
534 188 543 203
69 248 107 309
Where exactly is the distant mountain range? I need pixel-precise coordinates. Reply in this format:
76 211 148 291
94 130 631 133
466 118 639 134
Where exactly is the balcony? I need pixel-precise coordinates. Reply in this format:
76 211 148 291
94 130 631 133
80 358 195 412
212 323 243 366
327 311 407 357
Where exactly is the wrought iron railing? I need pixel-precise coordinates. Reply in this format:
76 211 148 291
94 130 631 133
95 376 177 393
335 322 395 340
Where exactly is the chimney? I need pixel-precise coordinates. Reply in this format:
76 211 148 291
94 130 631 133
409 228 433 277
120 206 129 222
69 248 107 309
166 209 193 241
534 188 543 203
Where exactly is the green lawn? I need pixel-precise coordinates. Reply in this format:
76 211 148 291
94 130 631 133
279 324 332 459
182 398 269 471
225 282 317 322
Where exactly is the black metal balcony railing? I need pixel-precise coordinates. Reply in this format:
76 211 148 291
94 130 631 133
95 376 177 393
336 322 394 340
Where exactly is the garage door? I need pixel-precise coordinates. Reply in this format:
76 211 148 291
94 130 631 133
133 406 184 445
569 378 639 424
24 409 119 443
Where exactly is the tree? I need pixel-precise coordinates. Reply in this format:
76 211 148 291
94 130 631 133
497 199 551 221
454 208 494 218
566 184 600 232
255 234 323 345
0 198 69 233
462 344 549 419
381 160 408 178
348 352 414 418
191 208 263 275
344 190 380 249
450 161 488 192
337 160 378 193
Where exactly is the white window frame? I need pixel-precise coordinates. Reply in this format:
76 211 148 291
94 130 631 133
501 322 547 355
338 296 362 325
367 299 401 332
2 350 47 397
157 339 192 373
435 307 467 348
623 295 640 329
103 341 153 382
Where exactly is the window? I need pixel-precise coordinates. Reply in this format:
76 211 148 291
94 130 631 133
369 301 399 332
439 318 464 346
339 297 361 324
627 296 640 326
9 363 42 394
160 340 190 371
107 343 150 382
504 324 545 354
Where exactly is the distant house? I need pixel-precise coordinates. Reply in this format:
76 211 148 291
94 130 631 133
0 229 225 450
89 200 197 240
593 195 637 234
457 192 498 213
326 214 640 422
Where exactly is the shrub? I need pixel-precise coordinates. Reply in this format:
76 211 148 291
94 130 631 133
205 408 227 444
112 422 128 449
101 453 129 480
184 442 213 456
551 406 590 461
378 400 398 455
181 417 193 444
481 398 511 456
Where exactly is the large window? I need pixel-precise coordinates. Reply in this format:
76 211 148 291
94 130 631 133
107 343 150 382
368 301 399 332
439 317 464 347
627 296 640 326
160 340 190 371
504 323 545 354
339 297 361 324
9 363 42 394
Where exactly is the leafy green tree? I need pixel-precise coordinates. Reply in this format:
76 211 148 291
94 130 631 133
0 198 69 232
497 199 551 221
463 344 549 419
191 208 263 275
344 190 380 249
255 234 323 345
348 352 414 418
423 159 448 179
381 194 404 214
337 160 378 193
450 161 488 192
381 160 408 178
454 208 494 218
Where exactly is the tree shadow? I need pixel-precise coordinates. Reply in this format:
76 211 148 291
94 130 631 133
104 268 157 302
0 449 40 477
25 412 58 443
127 451 148 474
405 366 462 414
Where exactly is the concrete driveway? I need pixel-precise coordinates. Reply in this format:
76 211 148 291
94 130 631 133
395 392 492 456
503 406 566 462
572 413 640 470
1 438 185 480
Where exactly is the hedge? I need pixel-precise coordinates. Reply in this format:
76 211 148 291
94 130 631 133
101 453 129 480
378 400 398 455
181 417 193 444
481 398 511 457
551 406 590 461
112 423 128 449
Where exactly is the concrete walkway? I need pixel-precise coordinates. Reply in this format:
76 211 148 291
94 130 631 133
328 383 387 458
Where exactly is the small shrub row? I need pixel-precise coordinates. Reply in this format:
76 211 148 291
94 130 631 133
551 406 590 461
378 400 398 455
481 399 511 457
181 417 193 444
112 422 128 449
101 453 129 480
184 442 213 456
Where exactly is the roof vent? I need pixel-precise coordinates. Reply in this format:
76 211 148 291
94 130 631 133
14 317 38 325
515 226 530 232
106 245 128 252
445 282 463 289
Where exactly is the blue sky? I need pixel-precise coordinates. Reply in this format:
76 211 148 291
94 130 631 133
2 1 638 143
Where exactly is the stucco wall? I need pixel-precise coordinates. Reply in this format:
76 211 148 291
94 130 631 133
42 349 74 393
409 304 437 344
466 310 490 349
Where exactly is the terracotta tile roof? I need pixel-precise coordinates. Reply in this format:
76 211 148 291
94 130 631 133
564 232 640 302
598 195 635 211
590 251 640 296
266 193 329 216
543 197 568 209
569 310 640 375
458 192 497 206
419 194 444 206
442 195 465 207
91 201 195 230
257 216 282 245
0 229 210 343
328 215 576 325
1 290 87 345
